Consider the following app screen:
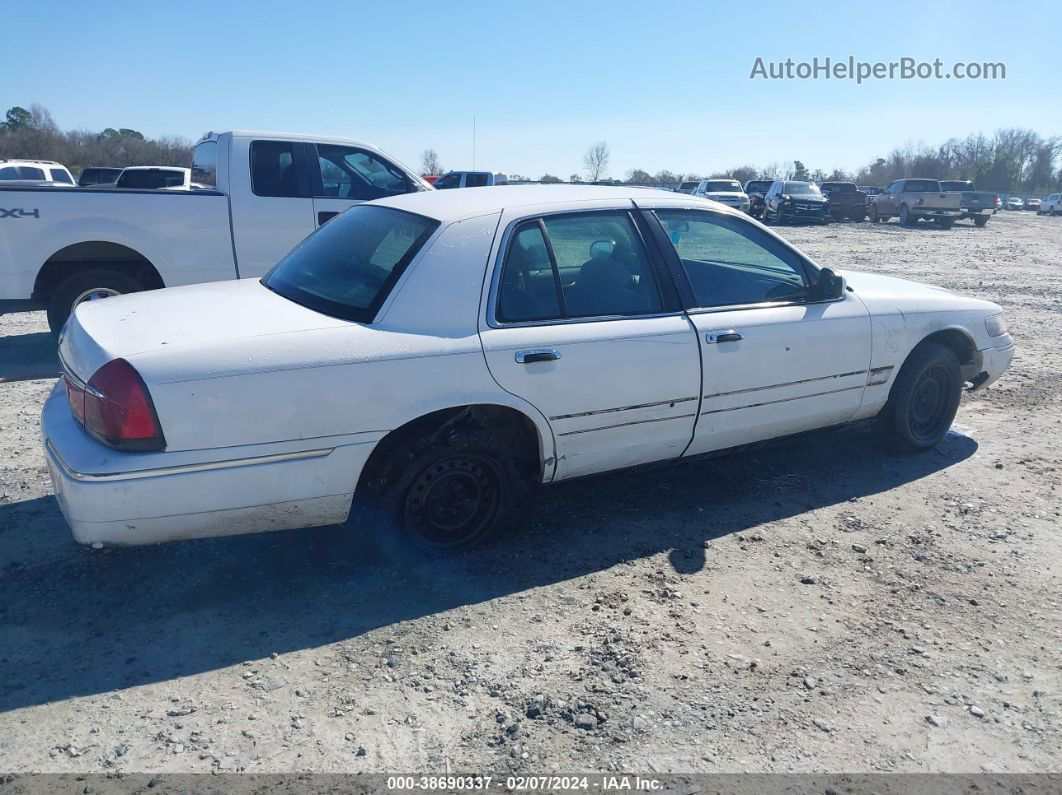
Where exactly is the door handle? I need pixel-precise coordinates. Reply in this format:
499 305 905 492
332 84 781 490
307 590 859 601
516 349 561 364
706 330 743 344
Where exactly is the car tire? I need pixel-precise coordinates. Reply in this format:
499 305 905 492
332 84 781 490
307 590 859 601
937 218 955 229
375 425 527 556
974 216 989 228
899 204 915 226
47 268 142 336
883 342 962 452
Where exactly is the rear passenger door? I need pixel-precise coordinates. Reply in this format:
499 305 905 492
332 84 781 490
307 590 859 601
478 204 702 480
229 138 316 277
310 143 420 227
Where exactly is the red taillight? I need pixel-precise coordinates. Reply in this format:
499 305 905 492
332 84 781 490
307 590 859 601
65 359 164 451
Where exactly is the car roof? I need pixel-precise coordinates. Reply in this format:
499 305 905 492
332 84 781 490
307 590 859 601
201 130 382 150
373 184 715 222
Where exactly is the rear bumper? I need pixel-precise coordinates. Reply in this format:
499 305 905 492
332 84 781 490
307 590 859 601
914 208 962 218
41 383 373 546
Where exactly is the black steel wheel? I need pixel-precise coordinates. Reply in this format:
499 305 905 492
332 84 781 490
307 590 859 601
883 342 962 451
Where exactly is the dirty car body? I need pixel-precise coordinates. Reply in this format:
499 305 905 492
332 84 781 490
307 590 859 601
43 186 1015 550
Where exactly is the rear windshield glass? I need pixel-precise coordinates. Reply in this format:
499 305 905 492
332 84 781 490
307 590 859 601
262 205 439 323
745 181 772 192
118 169 185 189
904 179 941 193
784 182 821 196
822 182 856 192
704 180 741 192
939 181 972 191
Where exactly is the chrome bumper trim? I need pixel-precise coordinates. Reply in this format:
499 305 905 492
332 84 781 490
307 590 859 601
46 441 333 482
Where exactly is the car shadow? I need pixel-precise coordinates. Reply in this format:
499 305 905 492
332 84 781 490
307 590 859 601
0 425 976 713
0 330 59 383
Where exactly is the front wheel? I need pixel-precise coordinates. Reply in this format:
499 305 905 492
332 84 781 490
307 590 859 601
899 205 915 226
883 342 962 452
47 268 142 335
376 427 527 555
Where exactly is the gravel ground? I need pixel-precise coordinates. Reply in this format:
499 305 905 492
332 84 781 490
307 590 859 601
0 210 1059 774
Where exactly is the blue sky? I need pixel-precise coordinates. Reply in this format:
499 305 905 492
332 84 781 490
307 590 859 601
5 1 1059 178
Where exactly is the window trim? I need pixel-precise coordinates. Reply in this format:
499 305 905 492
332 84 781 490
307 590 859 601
488 207 678 328
644 207 841 313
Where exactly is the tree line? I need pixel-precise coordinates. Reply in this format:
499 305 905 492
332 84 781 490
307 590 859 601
5 104 1059 194
0 105 192 173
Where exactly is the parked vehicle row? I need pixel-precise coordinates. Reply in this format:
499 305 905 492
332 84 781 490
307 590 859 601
43 185 1014 552
0 130 431 332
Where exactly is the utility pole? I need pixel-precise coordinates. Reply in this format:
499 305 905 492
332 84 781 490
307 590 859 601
472 115 476 170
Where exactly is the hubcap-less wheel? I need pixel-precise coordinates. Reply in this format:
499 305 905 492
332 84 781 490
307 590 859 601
404 454 502 551
908 364 953 443
72 287 121 309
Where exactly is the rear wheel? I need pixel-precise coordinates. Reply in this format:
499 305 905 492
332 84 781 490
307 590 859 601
883 342 962 452
375 426 527 555
47 268 142 335
973 215 989 227
899 204 915 226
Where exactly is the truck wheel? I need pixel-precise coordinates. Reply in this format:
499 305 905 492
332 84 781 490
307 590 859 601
869 205 881 223
882 342 962 452
937 218 955 229
899 205 915 226
851 211 866 222
376 426 528 556
47 269 142 336
973 216 989 227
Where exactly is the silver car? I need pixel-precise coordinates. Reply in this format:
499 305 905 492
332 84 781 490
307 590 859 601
692 178 751 212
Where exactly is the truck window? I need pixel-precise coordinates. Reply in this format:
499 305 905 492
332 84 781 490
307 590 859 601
465 173 489 188
118 169 185 189
251 140 306 198
191 140 218 188
433 173 462 189
314 145 414 201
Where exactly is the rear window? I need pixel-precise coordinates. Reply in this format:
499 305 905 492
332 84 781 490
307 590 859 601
822 182 856 192
49 168 73 184
262 205 439 323
118 169 185 189
704 180 741 192
191 140 218 188
904 179 941 193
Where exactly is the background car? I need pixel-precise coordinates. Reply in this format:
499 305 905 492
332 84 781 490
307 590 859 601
1025 198 1041 212
743 179 773 218
0 159 75 184
819 181 867 222
676 180 699 194
858 185 883 197
1038 193 1061 215
114 166 192 190
692 178 750 212
1005 196 1024 210
762 180 829 224
433 171 508 189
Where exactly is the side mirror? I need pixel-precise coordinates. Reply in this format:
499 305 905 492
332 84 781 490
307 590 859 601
589 240 614 259
816 267 845 299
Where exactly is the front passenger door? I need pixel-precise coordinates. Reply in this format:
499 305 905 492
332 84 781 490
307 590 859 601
311 143 419 227
650 209 872 455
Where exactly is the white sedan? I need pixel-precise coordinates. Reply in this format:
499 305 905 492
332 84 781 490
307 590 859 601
44 186 1014 553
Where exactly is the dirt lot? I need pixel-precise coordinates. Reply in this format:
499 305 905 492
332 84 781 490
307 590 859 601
0 210 1059 775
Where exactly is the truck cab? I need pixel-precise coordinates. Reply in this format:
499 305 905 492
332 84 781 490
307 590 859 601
432 170 508 189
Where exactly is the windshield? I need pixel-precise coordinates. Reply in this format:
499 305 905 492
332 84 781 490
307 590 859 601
263 205 439 323
784 182 821 196
704 180 742 193
821 182 856 192
745 181 772 193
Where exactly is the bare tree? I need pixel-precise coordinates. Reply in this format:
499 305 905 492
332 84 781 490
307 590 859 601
419 148 444 176
583 141 610 182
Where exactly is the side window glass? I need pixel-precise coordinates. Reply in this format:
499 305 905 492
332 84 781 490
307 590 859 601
316 144 412 200
0 166 17 179
251 140 303 197
655 210 809 308
20 166 45 180
465 173 489 188
49 169 73 184
433 173 461 189
191 140 218 188
497 224 562 323
543 212 662 318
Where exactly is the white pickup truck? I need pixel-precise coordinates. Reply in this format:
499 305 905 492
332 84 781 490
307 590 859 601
0 130 430 332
